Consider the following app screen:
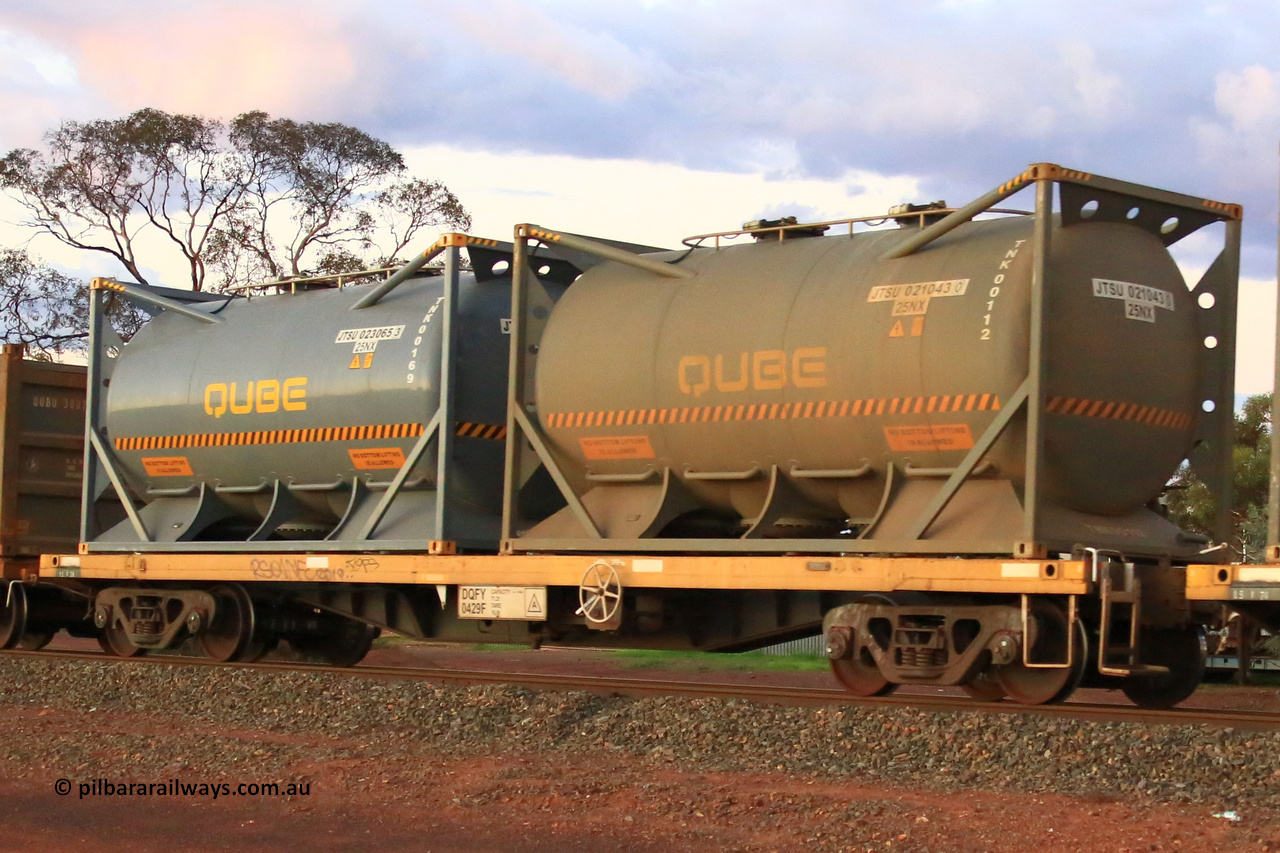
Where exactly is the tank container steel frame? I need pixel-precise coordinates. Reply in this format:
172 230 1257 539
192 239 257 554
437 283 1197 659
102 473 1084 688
77 240 479 554
501 163 1242 558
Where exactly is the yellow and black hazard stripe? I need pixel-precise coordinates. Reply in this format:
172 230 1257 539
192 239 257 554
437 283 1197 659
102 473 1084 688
455 422 507 440
1045 397 1194 431
115 422 425 451
545 393 1002 429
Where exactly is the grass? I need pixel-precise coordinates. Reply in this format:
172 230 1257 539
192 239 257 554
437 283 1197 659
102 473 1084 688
359 636 1280 683
369 634 829 671
370 634 423 648
607 648 830 673
446 644 830 672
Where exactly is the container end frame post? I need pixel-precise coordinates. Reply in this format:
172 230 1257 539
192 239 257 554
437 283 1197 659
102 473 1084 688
81 289 151 545
501 225 602 547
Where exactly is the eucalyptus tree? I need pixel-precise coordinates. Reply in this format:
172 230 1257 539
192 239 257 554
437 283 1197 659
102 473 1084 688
1165 393 1271 562
0 108 469 292
0 249 85 357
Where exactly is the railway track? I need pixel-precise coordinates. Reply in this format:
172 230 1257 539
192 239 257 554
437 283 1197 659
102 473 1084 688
4 647 1279 732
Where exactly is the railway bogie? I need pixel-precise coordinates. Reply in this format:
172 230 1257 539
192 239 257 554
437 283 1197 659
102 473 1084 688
73 580 383 667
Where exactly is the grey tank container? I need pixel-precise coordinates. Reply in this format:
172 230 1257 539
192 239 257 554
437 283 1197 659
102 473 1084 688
504 165 1241 558
81 239 570 553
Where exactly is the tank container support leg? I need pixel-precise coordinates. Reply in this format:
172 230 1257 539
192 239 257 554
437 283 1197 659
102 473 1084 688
355 410 441 541
1173 213 1241 549
502 225 604 544
894 169 1049 555
350 236 462 544
882 168 1037 260
889 163 1240 559
1202 217 1241 545
1270 141 1280 558
1021 176 1053 554
904 379 1029 541
88 277 225 326
348 236 452 311
434 241 461 543
879 164 1055 557
501 224 697 546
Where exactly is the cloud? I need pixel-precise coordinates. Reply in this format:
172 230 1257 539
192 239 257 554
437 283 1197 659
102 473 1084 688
0 2 1254 207
74 7 357 119
445 2 663 102
1192 64 1280 229
1214 65 1280 132
1060 42 1122 121
399 144 920 249
0 28 76 89
0 27 94 147
1237 276 1276 394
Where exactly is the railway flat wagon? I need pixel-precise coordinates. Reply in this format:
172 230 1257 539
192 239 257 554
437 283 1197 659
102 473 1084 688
22 163 1271 709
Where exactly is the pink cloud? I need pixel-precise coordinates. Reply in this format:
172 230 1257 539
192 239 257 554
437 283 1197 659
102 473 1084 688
75 6 356 119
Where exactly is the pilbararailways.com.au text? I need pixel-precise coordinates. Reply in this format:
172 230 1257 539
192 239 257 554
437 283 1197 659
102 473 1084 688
55 778 310 799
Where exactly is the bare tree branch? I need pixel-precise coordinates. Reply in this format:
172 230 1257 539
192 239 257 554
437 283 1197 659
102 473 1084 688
1 108 472 293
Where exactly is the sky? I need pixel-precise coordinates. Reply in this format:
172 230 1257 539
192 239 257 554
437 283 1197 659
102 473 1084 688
0 0 1278 391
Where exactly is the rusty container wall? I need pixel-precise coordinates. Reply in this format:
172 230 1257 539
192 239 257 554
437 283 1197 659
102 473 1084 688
0 345 86 576
530 215 1200 542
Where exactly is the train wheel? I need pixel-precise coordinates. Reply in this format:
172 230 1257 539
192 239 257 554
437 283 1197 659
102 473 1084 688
1120 625 1207 709
16 631 54 651
291 618 380 667
200 584 262 663
993 600 1087 705
237 634 277 665
0 584 28 649
830 646 896 697
960 669 1006 702
826 592 924 698
97 622 146 657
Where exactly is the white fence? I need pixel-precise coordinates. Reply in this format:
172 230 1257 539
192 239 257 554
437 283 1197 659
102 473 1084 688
757 635 825 657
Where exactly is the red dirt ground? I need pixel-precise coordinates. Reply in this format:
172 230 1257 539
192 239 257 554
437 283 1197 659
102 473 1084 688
2 719 1275 853
2 640 1276 852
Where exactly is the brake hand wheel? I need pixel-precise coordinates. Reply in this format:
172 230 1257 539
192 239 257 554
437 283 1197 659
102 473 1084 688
576 561 622 625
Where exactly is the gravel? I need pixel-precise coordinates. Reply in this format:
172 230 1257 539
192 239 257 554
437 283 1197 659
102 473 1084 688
3 657 1279 808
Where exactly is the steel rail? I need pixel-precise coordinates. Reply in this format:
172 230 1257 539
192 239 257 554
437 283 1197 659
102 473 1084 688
2 648 1277 731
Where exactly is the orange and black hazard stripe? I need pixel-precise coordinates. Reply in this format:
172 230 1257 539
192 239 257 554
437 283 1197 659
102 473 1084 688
455 422 507 440
115 422 424 451
114 419 511 451
547 391 1193 433
1045 397 1194 431
545 393 1002 428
